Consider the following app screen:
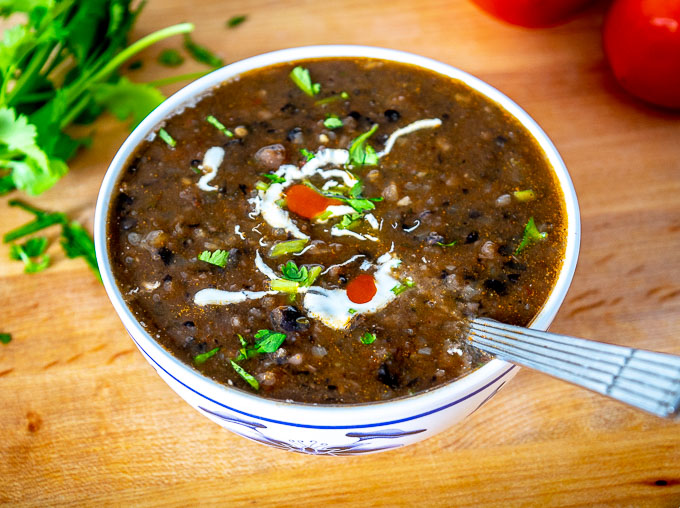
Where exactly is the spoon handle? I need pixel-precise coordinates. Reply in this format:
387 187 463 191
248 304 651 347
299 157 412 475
468 318 680 419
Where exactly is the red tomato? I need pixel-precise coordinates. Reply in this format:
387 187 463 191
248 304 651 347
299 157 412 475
470 0 596 27
285 184 341 219
346 274 377 304
603 0 680 109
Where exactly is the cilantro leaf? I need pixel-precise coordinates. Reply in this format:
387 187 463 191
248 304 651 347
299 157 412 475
253 329 286 354
92 77 165 128
290 66 320 97
436 240 457 247
515 217 547 255
348 124 379 166
227 15 247 28
198 249 229 267
0 333 11 345
360 332 377 345
194 346 220 365
61 220 101 281
0 107 67 195
183 34 224 67
280 260 308 282
263 173 285 184
230 360 259 390
235 330 287 362
323 115 343 129
300 148 315 161
158 48 184 67
9 236 49 273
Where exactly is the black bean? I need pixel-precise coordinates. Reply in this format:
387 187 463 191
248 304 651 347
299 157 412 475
158 247 174 265
270 306 310 332
238 184 247 195
406 377 419 388
498 244 513 256
183 321 195 328
425 232 445 245
190 159 201 167
286 127 303 143
495 135 508 146
442 113 450 120
116 192 134 208
162 274 172 282
377 362 400 389
504 260 527 271
384 109 400 122
348 111 361 120
484 279 507 295
461 188 469 194
465 231 479 244
280 102 298 114
327 385 337 391
469 210 482 219
507 273 521 283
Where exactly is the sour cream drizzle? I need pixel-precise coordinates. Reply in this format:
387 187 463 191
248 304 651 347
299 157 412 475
302 253 402 330
197 146 225 191
194 288 278 306
377 118 442 158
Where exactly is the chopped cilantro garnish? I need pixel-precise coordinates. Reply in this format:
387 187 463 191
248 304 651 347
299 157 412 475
227 15 247 28
300 148 315 161
230 360 259 390
255 181 269 191
158 49 184 67
4 200 100 280
391 278 415 296
323 115 343 129
158 128 176 147
280 260 308 282
269 239 308 257
290 66 321 97
0 333 10 345
515 217 547 255
315 210 333 221
314 91 349 106
337 213 363 230
61 221 100 280
198 249 229 267
183 34 224 67
348 308 358 315
263 173 286 184
194 347 220 365
235 330 286 361
276 261 321 290
360 332 377 345
206 115 234 137
348 124 379 166
436 240 457 247
9 236 49 273
513 189 536 202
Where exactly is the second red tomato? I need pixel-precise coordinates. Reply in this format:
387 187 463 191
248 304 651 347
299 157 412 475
470 0 596 27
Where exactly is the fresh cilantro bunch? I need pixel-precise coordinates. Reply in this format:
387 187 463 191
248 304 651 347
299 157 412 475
0 0 195 196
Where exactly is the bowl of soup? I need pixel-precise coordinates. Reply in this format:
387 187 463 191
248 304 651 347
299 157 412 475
94 45 580 455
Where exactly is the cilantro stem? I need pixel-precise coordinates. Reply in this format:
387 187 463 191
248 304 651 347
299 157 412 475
91 23 195 86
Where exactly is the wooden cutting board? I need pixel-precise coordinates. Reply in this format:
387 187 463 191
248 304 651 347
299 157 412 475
1 0 679 505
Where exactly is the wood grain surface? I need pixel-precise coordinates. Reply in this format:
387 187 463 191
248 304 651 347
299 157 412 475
2 0 679 506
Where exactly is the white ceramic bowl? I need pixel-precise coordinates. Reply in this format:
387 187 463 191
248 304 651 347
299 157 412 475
94 45 580 455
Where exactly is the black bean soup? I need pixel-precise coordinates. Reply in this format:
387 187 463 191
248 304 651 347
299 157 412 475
108 58 566 404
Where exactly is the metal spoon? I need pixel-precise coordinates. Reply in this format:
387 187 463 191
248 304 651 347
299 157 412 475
468 317 680 419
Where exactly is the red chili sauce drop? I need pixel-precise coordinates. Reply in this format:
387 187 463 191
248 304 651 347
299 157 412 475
346 274 377 304
286 184 342 219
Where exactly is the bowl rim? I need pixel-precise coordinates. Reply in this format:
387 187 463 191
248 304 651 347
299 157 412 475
94 44 580 423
